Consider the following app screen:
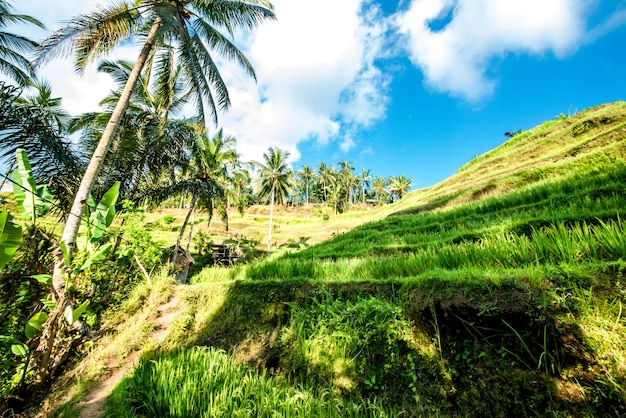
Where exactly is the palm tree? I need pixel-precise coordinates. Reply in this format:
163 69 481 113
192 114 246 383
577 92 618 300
389 174 413 201
359 168 372 203
227 166 252 214
0 79 78 205
317 162 335 203
371 176 389 205
256 147 293 255
297 164 314 206
337 159 354 203
32 2 274 387
35 0 275 294
0 0 44 84
328 182 342 215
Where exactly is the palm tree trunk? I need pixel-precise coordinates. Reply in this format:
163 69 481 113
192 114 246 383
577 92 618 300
51 17 163 295
35 18 163 389
185 206 196 255
178 192 185 216
267 187 274 256
176 193 198 257
305 180 309 206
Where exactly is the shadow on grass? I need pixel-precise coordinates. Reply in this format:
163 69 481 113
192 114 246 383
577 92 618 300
109 278 626 417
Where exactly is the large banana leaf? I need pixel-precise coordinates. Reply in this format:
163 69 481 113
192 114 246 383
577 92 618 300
11 148 53 222
0 210 23 269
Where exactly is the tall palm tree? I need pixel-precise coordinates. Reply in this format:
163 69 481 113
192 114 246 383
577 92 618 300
297 164 314 206
35 0 275 294
256 147 293 255
317 162 335 203
0 0 44 84
359 168 372 203
70 59 197 198
227 166 252 214
337 159 354 204
31 1 274 388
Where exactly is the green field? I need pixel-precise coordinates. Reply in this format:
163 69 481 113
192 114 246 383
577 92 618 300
20 102 626 416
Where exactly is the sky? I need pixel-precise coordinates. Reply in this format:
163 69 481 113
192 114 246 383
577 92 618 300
7 0 626 190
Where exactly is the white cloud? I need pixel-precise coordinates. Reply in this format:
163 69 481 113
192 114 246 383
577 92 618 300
395 0 589 100
10 0 391 166
219 0 391 164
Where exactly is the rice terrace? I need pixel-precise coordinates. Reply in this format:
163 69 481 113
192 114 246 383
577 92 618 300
1 0 626 417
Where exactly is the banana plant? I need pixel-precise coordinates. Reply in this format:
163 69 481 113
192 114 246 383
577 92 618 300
82 181 120 249
1 151 107 375
0 210 27 359
11 148 54 224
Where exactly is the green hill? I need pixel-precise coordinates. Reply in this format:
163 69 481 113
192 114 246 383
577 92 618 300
40 102 626 417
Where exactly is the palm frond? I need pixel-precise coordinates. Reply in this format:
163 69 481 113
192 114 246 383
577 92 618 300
35 1 141 73
192 0 276 36
191 18 255 80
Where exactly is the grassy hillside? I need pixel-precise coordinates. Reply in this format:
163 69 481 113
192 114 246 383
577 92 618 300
42 102 626 417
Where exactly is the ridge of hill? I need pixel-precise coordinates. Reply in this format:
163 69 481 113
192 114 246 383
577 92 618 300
39 102 626 417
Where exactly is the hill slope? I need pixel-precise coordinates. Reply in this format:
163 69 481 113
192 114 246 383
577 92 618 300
42 102 626 417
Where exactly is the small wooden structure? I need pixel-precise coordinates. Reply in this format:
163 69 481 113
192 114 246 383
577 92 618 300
210 244 241 266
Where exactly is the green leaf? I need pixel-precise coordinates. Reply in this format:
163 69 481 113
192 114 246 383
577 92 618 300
118 248 133 258
86 194 97 214
25 311 48 339
78 242 112 272
98 182 120 227
64 300 90 325
11 149 54 220
0 335 20 344
72 300 90 324
35 185 54 215
41 299 56 311
88 211 107 242
59 241 71 271
87 182 120 243
0 211 23 269
32 274 52 285
11 343 28 357
12 149 38 221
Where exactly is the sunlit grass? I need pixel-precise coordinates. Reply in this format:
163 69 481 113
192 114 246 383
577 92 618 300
107 347 399 418
35 101 626 417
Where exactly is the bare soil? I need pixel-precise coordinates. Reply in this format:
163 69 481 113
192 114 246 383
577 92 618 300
77 288 181 418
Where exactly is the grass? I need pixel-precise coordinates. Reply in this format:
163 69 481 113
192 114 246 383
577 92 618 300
32 101 626 416
107 347 399 418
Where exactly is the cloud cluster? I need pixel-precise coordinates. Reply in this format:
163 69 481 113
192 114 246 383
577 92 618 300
395 0 589 100
219 0 391 162
10 0 619 168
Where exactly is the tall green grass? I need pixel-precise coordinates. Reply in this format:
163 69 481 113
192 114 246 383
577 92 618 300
107 347 398 417
245 164 626 283
246 218 626 283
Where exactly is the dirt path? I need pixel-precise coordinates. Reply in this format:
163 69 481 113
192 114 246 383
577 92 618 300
78 288 182 418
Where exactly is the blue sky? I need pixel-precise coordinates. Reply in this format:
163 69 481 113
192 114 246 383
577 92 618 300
8 0 626 190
